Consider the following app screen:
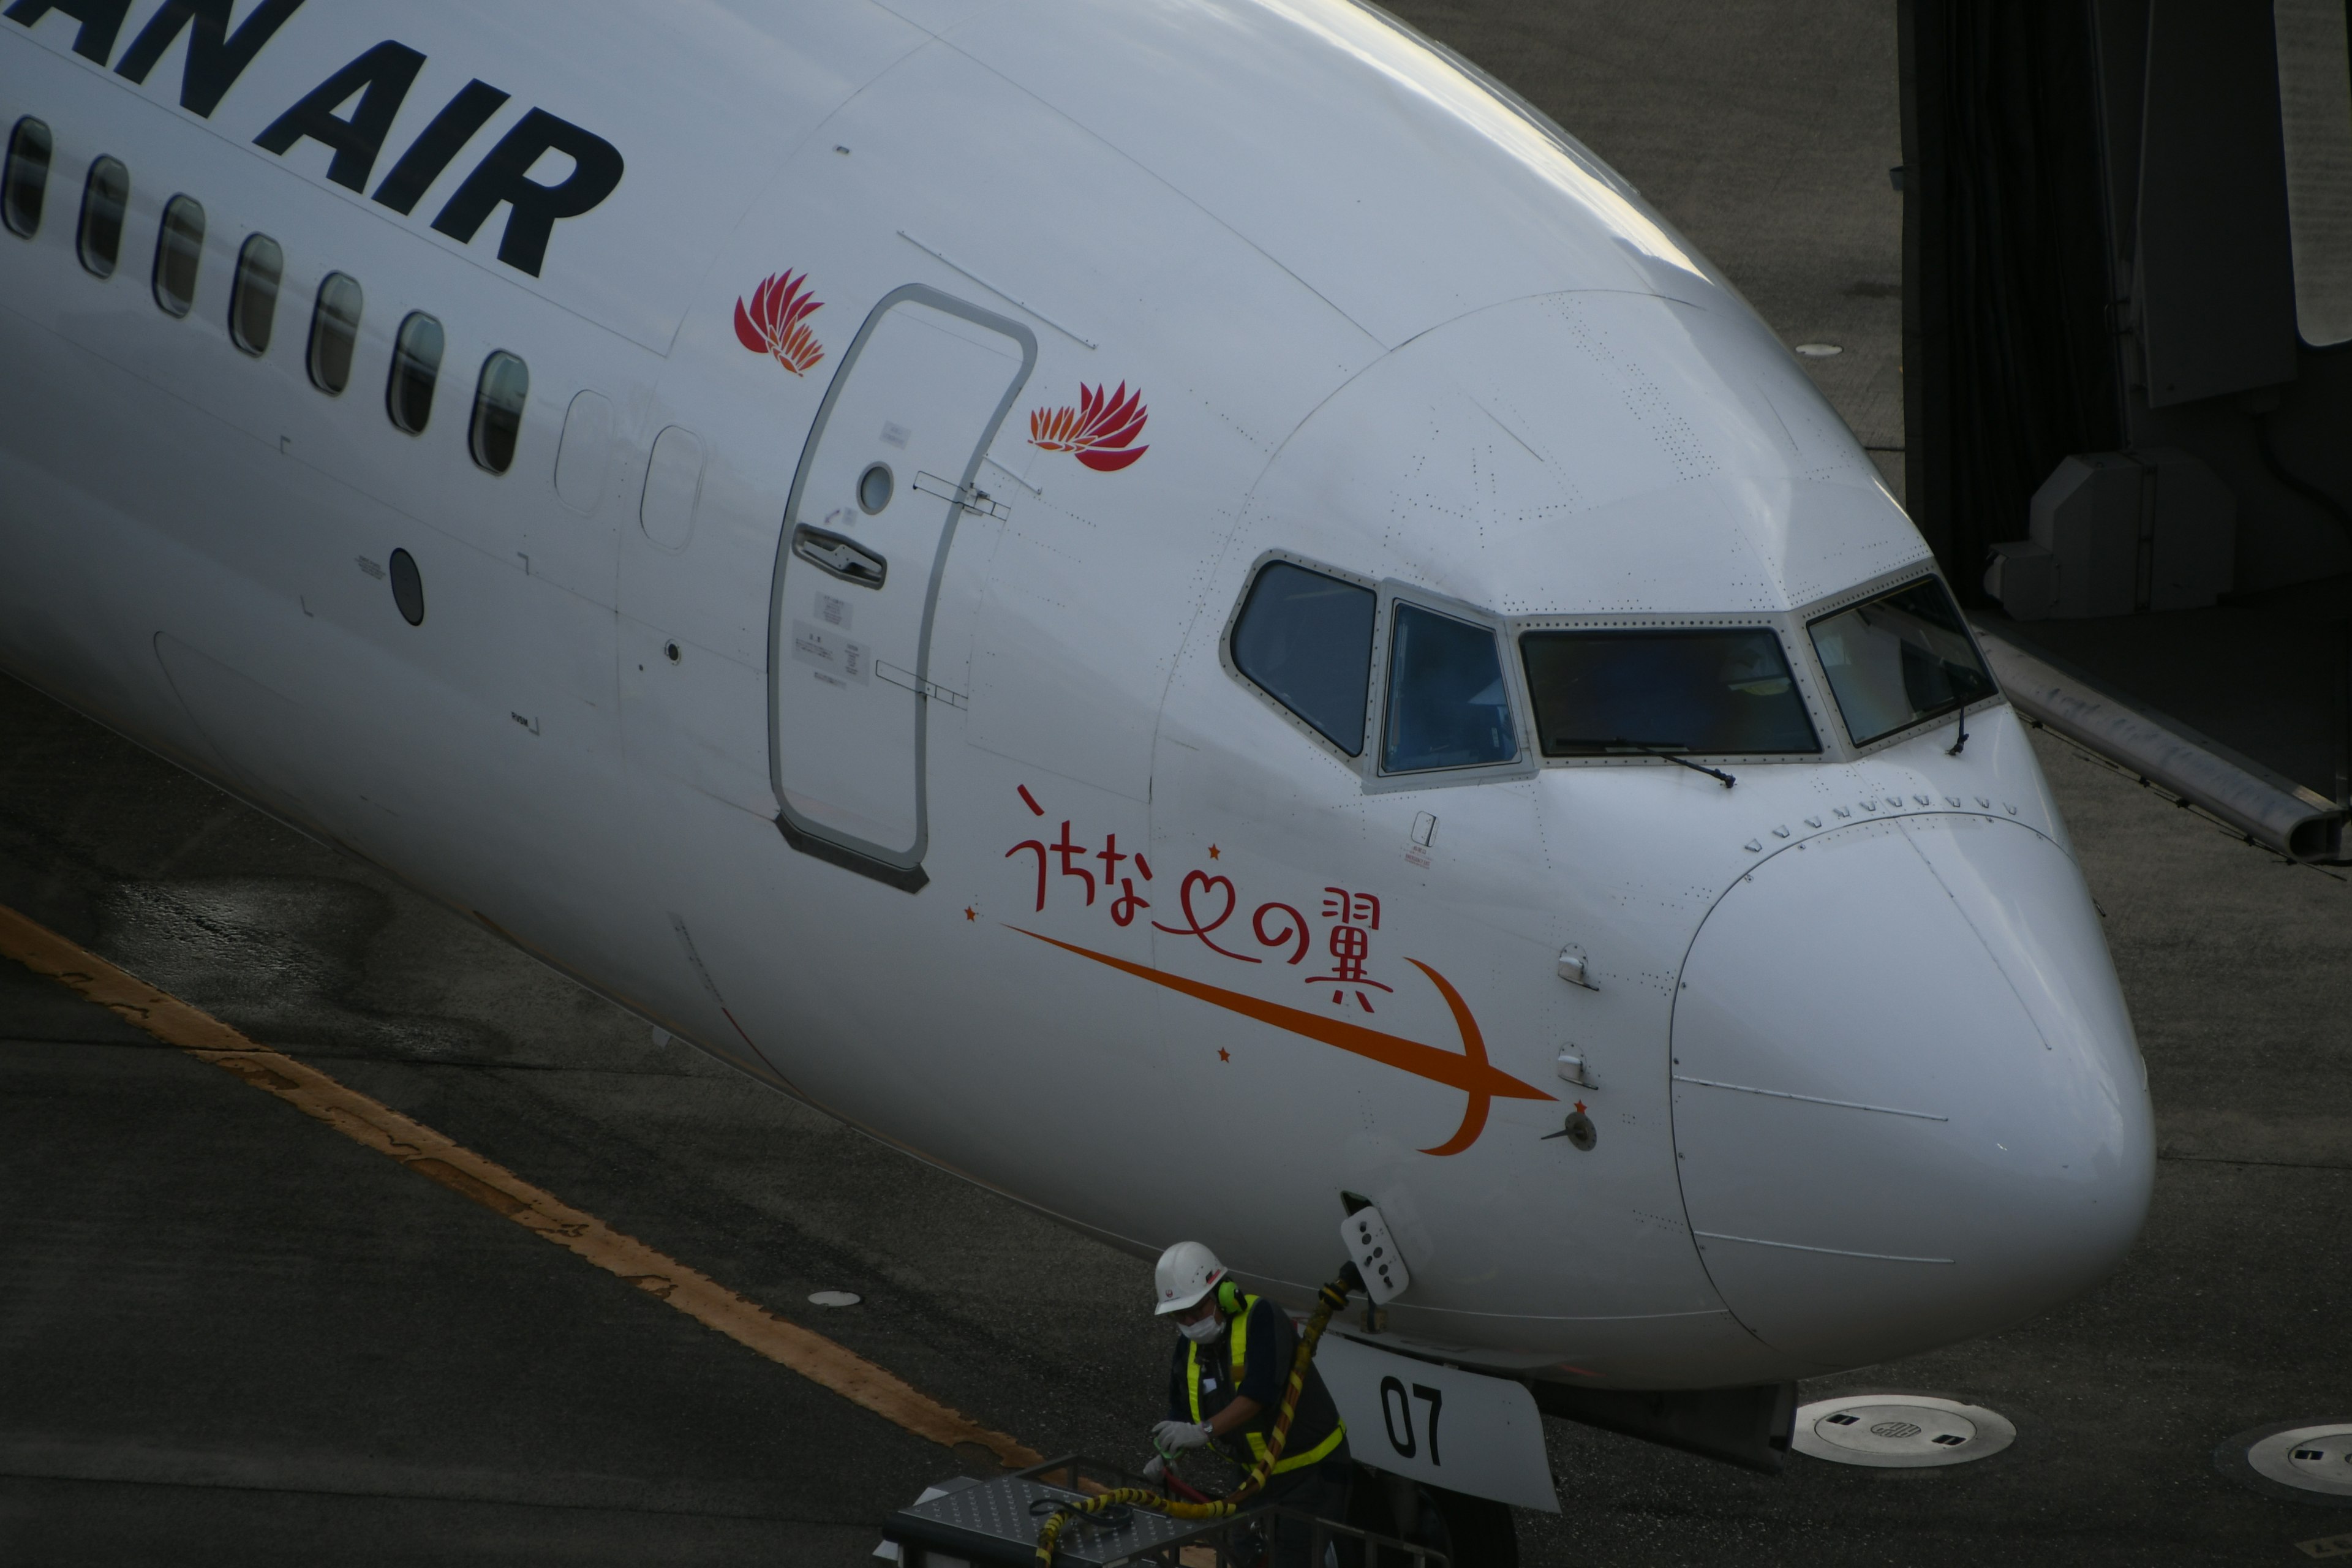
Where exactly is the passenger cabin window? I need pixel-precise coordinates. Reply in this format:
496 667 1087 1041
77 156 126 276
469 350 528 474
152 194 204 317
307 272 361 394
4 117 51 237
1807 576 1996 746
228 233 282 355
1382 602 1517 773
1519 629 1820 758
1230 561 1376 756
386 311 443 434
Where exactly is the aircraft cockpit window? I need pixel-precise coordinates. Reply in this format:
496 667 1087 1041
77 157 127 277
1231 561 1376 756
228 234 283 356
307 273 363 394
4 118 53 238
469 350 529 475
1807 576 1996 746
1382 602 1518 773
386 311 444 434
1518 629 1820 757
152 194 204 318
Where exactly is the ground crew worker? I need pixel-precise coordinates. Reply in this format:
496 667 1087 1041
1144 1240 1351 1566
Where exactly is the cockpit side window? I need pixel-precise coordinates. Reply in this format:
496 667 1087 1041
1520 628 1820 757
1807 576 1996 745
1231 561 1376 756
1382 601 1517 773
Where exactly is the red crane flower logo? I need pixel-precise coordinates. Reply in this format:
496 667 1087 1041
1029 381 1149 472
734 271 824 376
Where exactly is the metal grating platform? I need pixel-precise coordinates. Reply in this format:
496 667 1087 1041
888 1471 1208 1567
881 1457 1449 1568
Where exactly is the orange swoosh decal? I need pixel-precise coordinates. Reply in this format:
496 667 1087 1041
1009 927 1553 1155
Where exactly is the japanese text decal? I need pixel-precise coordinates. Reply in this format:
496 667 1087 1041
1001 784 1551 1154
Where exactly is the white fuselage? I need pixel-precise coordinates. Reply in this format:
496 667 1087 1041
0 0 2152 1390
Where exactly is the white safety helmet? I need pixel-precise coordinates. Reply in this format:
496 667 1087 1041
1153 1240 1229 1316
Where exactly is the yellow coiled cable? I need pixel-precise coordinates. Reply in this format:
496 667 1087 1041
1032 1273 1356 1565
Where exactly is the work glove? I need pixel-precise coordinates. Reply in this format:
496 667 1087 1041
1141 1454 1170 1484
1151 1419 1213 1453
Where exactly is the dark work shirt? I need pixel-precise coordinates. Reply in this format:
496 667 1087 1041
1165 1295 1347 1472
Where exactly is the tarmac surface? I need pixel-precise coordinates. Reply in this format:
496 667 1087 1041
6 4 2350 1566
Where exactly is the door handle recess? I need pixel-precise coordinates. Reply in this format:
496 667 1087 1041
792 525 886 588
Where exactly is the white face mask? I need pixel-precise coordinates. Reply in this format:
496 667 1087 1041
1179 1313 1225 1344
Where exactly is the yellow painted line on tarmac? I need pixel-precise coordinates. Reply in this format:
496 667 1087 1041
0 902 1043 1470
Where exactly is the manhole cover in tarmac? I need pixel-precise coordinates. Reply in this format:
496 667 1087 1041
2218 1423 2352 1506
1790 1395 2016 1468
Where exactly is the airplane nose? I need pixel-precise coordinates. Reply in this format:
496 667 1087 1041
1670 813 2154 1368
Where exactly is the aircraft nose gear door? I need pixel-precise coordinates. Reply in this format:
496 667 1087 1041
769 286 1036 890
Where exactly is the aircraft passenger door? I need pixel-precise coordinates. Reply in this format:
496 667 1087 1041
769 286 1035 888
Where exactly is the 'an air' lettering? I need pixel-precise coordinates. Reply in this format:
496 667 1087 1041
429 109 624 279
371 80 510 216
1 0 134 64
251 39 423 192
6 0 303 117
114 0 306 118
8 1 627 281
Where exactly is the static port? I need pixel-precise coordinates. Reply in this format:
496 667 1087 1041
664 641 681 663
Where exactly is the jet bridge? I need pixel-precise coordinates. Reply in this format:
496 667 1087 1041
1899 0 2352 858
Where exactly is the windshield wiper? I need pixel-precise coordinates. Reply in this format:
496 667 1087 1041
1558 738 1736 788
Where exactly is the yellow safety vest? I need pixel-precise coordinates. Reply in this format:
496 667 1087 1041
1185 1294 1347 1475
